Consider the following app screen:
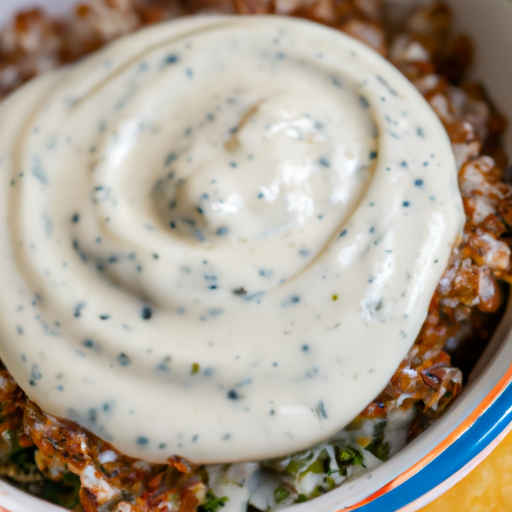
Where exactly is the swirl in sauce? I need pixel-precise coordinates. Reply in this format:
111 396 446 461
0 16 463 464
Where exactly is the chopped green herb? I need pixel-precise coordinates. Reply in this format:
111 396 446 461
373 420 387 439
325 476 336 489
282 453 313 476
274 486 290 503
365 420 390 461
198 491 228 512
296 494 307 503
366 439 390 461
303 458 325 475
310 485 328 498
333 445 363 466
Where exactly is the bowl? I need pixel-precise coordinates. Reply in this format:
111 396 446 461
0 1 511 511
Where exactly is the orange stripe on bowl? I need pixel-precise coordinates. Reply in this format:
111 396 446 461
338 362 512 511
398 418 512 512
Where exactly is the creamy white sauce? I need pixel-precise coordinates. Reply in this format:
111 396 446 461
0 15 463 464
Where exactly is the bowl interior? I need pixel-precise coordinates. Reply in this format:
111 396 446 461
0 1 511 511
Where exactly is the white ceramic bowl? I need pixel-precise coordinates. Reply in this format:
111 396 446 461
0 1 511 511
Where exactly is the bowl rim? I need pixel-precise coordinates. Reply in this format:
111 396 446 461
1 1 512 511
341 344 512 511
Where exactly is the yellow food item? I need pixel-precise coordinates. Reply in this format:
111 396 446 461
421 429 512 512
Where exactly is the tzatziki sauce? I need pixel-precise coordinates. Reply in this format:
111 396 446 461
0 15 464 464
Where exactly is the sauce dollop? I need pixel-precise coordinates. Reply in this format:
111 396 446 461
0 15 463 464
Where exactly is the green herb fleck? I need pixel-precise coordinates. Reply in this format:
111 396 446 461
334 445 364 466
198 492 228 512
274 486 290 503
304 458 325 475
365 420 390 461
296 494 307 503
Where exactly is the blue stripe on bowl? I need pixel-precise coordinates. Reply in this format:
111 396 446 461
354 381 512 511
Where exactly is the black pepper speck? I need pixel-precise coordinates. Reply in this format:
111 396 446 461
117 353 131 366
164 54 179 65
359 96 370 108
318 156 330 168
